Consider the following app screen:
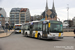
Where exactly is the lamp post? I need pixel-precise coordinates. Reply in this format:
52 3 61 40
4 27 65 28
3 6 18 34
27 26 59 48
5 22 9 35
67 4 69 20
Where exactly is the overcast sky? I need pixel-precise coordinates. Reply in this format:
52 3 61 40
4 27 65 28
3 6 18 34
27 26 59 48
0 0 75 21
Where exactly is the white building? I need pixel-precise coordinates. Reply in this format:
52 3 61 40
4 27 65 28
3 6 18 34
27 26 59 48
63 22 69 28
0 8 6 17
5 17 10 23
72 17 75 26
10 8 31 26
0 8 6 26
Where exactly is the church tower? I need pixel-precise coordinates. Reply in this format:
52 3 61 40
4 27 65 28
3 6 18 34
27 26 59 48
41 0 57 21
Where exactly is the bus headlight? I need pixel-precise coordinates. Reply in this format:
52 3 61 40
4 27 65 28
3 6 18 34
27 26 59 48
62 34 63 35
49 34 52 35
48 33 53 37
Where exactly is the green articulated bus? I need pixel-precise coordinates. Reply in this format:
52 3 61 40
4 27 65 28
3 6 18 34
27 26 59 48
21 20 63 39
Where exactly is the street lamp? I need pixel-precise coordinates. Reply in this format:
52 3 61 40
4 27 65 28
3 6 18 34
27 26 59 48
5 22 9 35
67 4 70 31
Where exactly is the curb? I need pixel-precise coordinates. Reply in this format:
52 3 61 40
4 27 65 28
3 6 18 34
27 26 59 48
0 31 14 38
0 31 4 33
64 36 75 37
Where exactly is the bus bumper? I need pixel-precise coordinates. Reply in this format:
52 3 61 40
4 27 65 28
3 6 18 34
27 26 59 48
15 30 21 33
58 37 63 39
47 37 63 39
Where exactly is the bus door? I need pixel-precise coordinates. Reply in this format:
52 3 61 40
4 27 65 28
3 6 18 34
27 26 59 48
42 24 48 38
30 25 33 37
23 25 25 35
21 25 24 35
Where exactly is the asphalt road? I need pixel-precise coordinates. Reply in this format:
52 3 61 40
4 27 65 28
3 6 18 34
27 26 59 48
0 33 75 50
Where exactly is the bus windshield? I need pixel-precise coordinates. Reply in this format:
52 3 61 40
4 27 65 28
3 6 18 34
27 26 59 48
50 23 63 33
15 25 21 30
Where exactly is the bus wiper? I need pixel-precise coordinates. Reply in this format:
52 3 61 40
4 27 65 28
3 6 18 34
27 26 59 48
53 30 57 31
15 28 21 30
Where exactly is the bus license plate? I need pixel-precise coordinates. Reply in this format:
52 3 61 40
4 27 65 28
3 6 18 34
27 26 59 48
55 37 58 39
16 30 19 32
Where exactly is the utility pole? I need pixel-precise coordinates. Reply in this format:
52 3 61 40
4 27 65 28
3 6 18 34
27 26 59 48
67 4 69 20
52 15 53 20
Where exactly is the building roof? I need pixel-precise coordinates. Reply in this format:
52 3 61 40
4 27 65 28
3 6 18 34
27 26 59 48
10 8 28 12
63 20 72 22
10 8 21 12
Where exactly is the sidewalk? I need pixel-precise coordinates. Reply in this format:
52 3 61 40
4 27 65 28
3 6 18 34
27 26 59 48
63 32 75 37
0 30 14 38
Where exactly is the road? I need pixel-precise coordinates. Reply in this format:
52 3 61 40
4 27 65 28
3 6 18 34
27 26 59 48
0 33 75 50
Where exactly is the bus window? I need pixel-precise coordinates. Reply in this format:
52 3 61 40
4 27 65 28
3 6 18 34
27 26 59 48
24 25 26 29
38 23 42 31
33 23 38 31
43 24 45 31
25 25 29 30
30 25 33 29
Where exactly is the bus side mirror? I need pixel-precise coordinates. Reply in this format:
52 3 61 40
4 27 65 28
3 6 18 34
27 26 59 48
48 23 50 28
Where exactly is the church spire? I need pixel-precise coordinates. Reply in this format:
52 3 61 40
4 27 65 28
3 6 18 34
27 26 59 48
45 0 48 20
46 0 48 11
52 0 55 12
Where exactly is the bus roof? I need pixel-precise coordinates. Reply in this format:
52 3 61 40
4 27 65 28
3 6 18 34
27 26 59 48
14 24 22 25
43 20 62 23
22 20 62 25
31 21 40 23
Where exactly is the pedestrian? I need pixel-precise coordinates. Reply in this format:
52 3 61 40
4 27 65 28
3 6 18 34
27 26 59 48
73 29 75 38
2 25 4 30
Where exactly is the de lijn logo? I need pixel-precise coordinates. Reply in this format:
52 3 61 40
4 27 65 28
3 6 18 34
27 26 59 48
0 14 3 17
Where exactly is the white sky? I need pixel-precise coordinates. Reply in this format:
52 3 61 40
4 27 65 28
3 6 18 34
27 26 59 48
0 0 75 21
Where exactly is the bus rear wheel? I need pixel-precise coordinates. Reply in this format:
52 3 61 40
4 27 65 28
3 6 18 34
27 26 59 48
24 33 28 37
38 34 42 39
